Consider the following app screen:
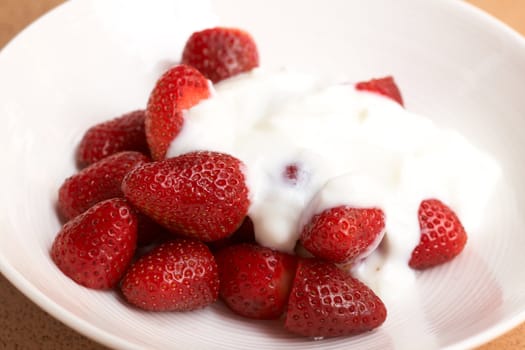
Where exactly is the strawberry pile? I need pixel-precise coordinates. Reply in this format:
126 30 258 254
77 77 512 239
51 27 468 339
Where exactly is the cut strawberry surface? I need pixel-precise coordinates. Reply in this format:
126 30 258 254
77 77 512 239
285 259 387 338
51 198 138 289
76 110 149 167
121 151 250 241
58 151 149 220
355 76 404 106
215 243 297 319
121 239 219 311
182 27 259 83
409 199 467 270
300 206 385 263
145 64 211 160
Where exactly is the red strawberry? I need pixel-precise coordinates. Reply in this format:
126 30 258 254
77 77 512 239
409 199 467 270
122 151 250 241
136 213 171 247
300 206 385 263
355 76 404 106
120 239 219 311
51 198 138 289
285 259 387 338
208 216 255 252
58 151 149 220
181 27 259 83
215 243 297 319
76 110 149 167
145 65 211 160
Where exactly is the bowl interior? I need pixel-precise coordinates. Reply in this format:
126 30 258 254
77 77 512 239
1 0 525 349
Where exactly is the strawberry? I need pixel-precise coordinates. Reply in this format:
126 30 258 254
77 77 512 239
76 110 149 167
181 27 259 83
355 76 404 106
58 151 149 220
120 239 219 311
136 213 171 247
215 243 297 319
300 206 385 263
409 199 467 270
145 65 211 160
284 259 387 338
122 151 250 241
51 198 138 289
208 216 255 252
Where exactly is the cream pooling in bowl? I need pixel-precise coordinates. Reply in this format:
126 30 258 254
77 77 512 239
166 68 501 296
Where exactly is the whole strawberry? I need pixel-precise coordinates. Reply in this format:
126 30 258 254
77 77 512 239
122 151 250 241
355 76 404 106
51 198 138 289
145 65 211 160
76 110 149 167
409 199 467 269
182 27 259 83
300 206 385 263
284 259 387 338
215 243 297 319
208 217 255 252
121 239 219 311
58 151 149 220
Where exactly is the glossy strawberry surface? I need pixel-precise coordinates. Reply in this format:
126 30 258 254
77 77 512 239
51 198 138 289
122 151 250 241
285 259 387 338
121 239 219 311
58 151 149 220
215 243 297 319
77 110 149 167
182 27 259 83
409 199 467 269
145 65 211 160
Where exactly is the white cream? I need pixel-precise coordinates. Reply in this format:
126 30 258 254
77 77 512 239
167 68 501 296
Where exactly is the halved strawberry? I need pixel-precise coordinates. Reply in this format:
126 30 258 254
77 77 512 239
284 259 387 338
121 151 250 241
181 27 259 83
145 65 211 160
300 206 385 263
51 198 138 289
58 151 149 220
215 243 297 319
409 199 467 270
121 239 219 311
355 76 404 106
76 110 149 167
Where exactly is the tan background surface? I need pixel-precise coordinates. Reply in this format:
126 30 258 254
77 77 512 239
0 0 524 349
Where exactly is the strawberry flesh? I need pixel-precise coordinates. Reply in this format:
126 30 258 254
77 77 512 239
76 110 149 167
409 199 467 269
355 76 404 106
121 151 250 241
121 239 219 311
301 206 385 263
51 198 138 289
182 27 259 83
285 259 387 338
215 243 297 319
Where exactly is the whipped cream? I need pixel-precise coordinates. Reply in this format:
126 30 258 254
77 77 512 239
167 68 500 296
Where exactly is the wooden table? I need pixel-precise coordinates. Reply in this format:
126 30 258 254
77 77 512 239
0 0 524 349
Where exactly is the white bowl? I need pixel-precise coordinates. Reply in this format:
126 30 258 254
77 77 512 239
1 0 525 349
